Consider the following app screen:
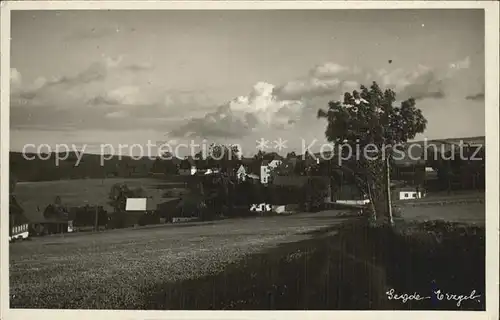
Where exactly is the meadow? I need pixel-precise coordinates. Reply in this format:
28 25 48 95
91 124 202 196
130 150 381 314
9 204 485 310
397 202 485 224
14 177 188 217
10 178 485 309
9 210 352 309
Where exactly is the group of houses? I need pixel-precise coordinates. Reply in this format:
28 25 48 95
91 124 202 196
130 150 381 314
149 135 486 210
9 193 185 241
9 136 485 241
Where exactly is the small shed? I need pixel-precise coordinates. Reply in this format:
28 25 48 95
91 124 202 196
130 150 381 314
394 186 425 200
125 198 148 211
120 197 160 227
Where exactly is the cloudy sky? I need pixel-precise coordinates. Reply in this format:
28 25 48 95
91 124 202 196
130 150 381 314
10 9 485 156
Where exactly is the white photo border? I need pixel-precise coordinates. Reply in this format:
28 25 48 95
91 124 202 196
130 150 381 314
1 1 498 320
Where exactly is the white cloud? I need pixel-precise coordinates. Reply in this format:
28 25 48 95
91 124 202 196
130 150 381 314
169 56 475 140
105 110 129 118
169 81 305 138
10 68 22 91
275 57 473 103
106 86 143 106
310 62 351 78
12 54 476 142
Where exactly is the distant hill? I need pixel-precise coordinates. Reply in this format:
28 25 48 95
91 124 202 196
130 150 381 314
10 151 162 182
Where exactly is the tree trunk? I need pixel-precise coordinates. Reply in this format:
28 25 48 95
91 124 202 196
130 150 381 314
366 181 377 220
372 188 388 222
369 174 390 224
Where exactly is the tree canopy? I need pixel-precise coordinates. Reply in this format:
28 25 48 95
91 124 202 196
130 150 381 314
108 183 145 212
318 81 427 222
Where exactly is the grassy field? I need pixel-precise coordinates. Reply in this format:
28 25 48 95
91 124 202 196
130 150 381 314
145 218 484 310
10 183 486 310
9 210 354 309
9 202 485 310
14 177 188 216
396 201 485 225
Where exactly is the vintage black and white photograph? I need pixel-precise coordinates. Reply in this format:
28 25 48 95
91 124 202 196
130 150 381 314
2 2 499 315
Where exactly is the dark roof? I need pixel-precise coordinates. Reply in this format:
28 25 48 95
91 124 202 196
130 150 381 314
10 195 24 215
145 197 169 211
42 204 70 222
240 158 254 165
23 206 69 224
159 197 181 204
10 196 30 226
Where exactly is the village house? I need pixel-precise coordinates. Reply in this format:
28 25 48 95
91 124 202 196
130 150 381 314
9 195 30 241
236 164 248 182
119 197 160 227
20 202 74 236
260 159 282 184
393 186 426 201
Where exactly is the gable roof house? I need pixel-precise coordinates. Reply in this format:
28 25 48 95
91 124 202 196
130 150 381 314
236 164 248 182
10 195 26 221
260 159 283 184
9 195 30 239
114 197 164 228
19 200 72 236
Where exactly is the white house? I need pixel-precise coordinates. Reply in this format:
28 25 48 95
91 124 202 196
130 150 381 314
260 159 282 184
396 187 425 200
236 165 247 182
125 198 148 211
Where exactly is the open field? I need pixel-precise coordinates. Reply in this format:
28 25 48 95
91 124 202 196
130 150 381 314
10 202 485 310
146 219 484 310
395 190 485 206
10 182 486 309
15 177 188 216
9 209 354 309
10 205 484 310
396 200 485 226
